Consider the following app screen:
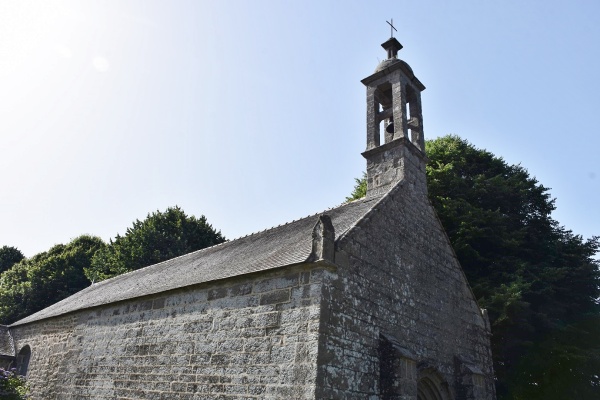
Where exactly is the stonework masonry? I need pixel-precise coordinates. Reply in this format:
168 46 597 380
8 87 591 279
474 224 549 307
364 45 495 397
316 156 495 399
10 265 329 399
0 325 15 369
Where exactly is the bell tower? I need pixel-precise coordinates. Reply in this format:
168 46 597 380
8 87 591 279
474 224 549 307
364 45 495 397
361 33 427 197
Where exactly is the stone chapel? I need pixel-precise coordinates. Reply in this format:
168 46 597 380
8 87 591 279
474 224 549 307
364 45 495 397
1 36 496 399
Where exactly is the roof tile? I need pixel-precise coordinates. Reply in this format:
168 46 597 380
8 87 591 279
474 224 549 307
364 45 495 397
12 195 381 326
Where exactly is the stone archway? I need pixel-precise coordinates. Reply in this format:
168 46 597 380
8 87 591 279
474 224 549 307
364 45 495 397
15 345 31 376
417 367 452 400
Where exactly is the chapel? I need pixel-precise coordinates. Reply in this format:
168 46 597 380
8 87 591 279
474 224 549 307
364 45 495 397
1 34 496 400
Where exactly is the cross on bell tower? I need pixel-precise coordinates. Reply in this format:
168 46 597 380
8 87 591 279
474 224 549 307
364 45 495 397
360 28 427 197
386 18 397 38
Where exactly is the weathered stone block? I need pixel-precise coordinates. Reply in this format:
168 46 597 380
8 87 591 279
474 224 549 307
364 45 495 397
259 289 290 305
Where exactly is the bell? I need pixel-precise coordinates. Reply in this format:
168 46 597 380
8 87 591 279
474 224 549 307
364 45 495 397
385 120 395 134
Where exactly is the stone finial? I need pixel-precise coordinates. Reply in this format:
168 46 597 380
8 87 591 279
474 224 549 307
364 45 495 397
381 37 403 59
308 215 335 263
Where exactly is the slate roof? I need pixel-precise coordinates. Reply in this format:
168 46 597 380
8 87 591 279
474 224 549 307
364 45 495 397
0 325 14 357
12 195 382 326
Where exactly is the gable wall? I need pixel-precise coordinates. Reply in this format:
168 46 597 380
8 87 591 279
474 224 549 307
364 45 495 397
10 264 329 400
316 182 495 399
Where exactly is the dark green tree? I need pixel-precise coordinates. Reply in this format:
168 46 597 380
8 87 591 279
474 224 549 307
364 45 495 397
348 135 600 399
0 246 25 274
86 206 225 282
0 235 105 324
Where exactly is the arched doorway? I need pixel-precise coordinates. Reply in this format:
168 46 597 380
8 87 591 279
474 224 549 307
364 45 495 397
15 345 31 376
417 367 452 400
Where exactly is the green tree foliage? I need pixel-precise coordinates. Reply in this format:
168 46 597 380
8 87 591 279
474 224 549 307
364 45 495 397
0 235 105 325
0 368 29 399
0 246 24 274
346 172 367 202
348 135 600 399
86 206 225 282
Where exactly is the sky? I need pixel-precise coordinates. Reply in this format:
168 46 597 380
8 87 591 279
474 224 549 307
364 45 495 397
1 0 598 257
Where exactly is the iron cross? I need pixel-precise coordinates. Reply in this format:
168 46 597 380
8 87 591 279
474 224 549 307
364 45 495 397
387 19 397 38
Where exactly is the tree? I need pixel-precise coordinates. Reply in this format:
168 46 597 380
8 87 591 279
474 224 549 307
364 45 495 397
85 206 225 282
346 172 367 203
348 135 600 399
0 206 224 325
0 235 105 325
0 246 24 274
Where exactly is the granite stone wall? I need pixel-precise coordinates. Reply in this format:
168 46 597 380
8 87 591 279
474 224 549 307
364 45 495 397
0 325 15 369
316 165 496 399
10 264 327 400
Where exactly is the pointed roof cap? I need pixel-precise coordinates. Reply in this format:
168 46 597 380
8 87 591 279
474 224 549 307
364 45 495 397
382 37 403 59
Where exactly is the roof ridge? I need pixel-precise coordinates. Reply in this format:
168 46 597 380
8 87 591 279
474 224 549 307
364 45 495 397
92 197 380 288
336 183 402 243
11 194 383 327
218 196 377 244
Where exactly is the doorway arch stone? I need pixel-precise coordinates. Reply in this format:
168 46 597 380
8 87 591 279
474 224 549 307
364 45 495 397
417 367 452 400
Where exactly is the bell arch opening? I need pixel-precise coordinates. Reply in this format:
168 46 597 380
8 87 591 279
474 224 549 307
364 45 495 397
374 82 394 144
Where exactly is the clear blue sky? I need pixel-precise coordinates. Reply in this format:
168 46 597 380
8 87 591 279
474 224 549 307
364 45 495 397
1 0 598 257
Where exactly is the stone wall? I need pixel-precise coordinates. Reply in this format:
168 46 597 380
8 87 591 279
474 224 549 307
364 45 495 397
316 177 496 399
10 264 327 400
0 325 14 369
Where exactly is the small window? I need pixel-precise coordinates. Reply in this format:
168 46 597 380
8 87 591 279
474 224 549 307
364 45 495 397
15 345 31 376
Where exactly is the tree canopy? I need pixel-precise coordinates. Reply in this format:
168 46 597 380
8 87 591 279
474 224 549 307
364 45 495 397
85 206 225 282
0 206 224 325
0 235 105 324
348 135 600 399
0 246 24 274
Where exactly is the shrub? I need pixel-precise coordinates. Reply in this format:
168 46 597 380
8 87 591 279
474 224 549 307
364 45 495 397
0 368 29 399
